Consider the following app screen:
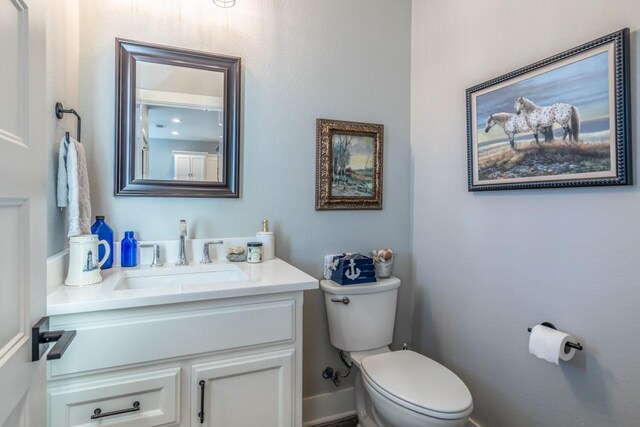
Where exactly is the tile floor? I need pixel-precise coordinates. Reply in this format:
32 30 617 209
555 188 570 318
313 415 358 427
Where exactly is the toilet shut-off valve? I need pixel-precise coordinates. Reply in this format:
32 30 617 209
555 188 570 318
322 351 353 386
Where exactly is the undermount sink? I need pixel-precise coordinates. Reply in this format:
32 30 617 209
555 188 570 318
114 264 248 291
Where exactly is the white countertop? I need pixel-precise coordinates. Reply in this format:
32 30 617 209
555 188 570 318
48 258 318 316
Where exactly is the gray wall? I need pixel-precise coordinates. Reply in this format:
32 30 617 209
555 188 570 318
46 0 79 256
67 0 412 399
411 1 640 426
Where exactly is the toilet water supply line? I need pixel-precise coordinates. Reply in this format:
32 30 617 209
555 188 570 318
322 344 409 386
322 351 353 386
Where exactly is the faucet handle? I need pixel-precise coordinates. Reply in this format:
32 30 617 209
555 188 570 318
179 220 187 237
202 240 224 264
139 243 163 267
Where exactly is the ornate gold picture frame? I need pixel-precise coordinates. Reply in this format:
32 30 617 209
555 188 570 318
315 119 383 210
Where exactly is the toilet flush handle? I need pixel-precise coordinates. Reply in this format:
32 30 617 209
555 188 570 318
330 297 350 305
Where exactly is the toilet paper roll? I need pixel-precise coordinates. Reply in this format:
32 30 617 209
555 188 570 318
528 324 577 364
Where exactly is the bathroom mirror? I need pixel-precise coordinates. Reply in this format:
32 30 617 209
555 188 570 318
115 39 240 197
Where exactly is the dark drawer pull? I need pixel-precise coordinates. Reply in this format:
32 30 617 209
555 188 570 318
198 380 206 423
91 401 140 419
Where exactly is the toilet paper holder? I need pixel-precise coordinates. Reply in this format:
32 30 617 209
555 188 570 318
527 322 583 352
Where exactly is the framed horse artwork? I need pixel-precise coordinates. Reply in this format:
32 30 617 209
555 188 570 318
466 28 631 191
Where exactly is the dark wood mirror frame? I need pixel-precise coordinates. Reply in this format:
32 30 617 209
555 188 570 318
114 38 241 197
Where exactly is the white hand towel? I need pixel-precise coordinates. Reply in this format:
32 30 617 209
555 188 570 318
66 138 81 236
57 136 69 207
57 135 91 237
74 140 92 235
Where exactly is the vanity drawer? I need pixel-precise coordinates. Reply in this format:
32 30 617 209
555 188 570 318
50 299 295 377
48 366 180 427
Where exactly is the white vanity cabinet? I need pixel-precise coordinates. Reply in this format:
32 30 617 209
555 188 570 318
192 349 294 427
46 292 304 427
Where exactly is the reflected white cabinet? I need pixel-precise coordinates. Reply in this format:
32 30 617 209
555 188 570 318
47 293 303 427
173 150 206 181
205 153 220 181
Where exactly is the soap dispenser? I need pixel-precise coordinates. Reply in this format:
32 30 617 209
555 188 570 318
256 219 275 260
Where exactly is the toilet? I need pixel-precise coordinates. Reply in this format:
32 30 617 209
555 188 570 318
321 277 473 427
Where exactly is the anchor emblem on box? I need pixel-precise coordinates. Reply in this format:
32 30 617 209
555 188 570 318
345 259 361 280
329 254 376 285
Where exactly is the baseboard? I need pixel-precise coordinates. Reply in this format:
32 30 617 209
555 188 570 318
302 387 481 427
303 387 356 427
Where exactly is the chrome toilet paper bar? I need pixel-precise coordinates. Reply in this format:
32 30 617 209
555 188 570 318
527 322 583 351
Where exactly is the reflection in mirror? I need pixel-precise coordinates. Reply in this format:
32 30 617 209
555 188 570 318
115 39 240 198
135 62 224 182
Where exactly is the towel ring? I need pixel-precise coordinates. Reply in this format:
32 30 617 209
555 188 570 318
55 102 81 142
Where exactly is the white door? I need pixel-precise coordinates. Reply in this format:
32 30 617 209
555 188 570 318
192 349 294 427
0 0 47 426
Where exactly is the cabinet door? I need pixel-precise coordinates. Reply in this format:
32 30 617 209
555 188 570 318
192 349 294 427
190 155 206 181
174 155 191 180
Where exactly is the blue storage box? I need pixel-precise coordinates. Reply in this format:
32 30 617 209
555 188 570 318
330 254 377 285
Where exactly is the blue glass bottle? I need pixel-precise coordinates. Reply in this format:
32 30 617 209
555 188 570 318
91 216 114 269
121 231 138 267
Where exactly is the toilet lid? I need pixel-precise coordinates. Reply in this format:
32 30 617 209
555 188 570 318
361 351 473 419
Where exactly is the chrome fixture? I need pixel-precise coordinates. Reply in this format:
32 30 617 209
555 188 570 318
176 220 188 266
212 0 235 7
202 240 224 264
140 243 163 267
330 296 350 305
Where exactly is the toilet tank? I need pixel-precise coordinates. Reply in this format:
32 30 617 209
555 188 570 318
320 277 401 351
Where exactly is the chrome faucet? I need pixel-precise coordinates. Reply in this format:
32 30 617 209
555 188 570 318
176 220 188 266
140 243 163 267
202 240 224 264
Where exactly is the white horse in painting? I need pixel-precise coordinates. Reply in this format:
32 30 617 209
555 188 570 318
485 113 553 149
514 96 580 143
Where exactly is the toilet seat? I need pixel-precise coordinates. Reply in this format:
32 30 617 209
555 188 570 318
360 351 473 420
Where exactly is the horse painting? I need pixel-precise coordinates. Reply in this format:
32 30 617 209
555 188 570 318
485 113 554 149
514 96 580 143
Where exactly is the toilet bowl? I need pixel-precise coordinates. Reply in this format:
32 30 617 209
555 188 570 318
357 350 472 427
320 278 473 427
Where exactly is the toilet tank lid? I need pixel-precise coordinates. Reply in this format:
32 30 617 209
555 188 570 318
361 350 473 418
320 277 400 295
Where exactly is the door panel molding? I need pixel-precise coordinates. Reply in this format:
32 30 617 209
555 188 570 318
0 198 28 366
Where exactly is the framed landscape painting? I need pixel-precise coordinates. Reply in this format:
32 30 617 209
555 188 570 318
316 119 383 210
467 28 631 191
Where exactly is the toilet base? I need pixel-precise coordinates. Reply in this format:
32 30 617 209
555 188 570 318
354 371 382 427
354 368 469 427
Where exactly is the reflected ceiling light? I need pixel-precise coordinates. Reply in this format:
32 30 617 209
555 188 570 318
212 0 235 7
172 131 179 135
172 118 181 123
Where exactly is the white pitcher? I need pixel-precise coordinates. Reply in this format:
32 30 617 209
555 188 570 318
65 234 111 286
